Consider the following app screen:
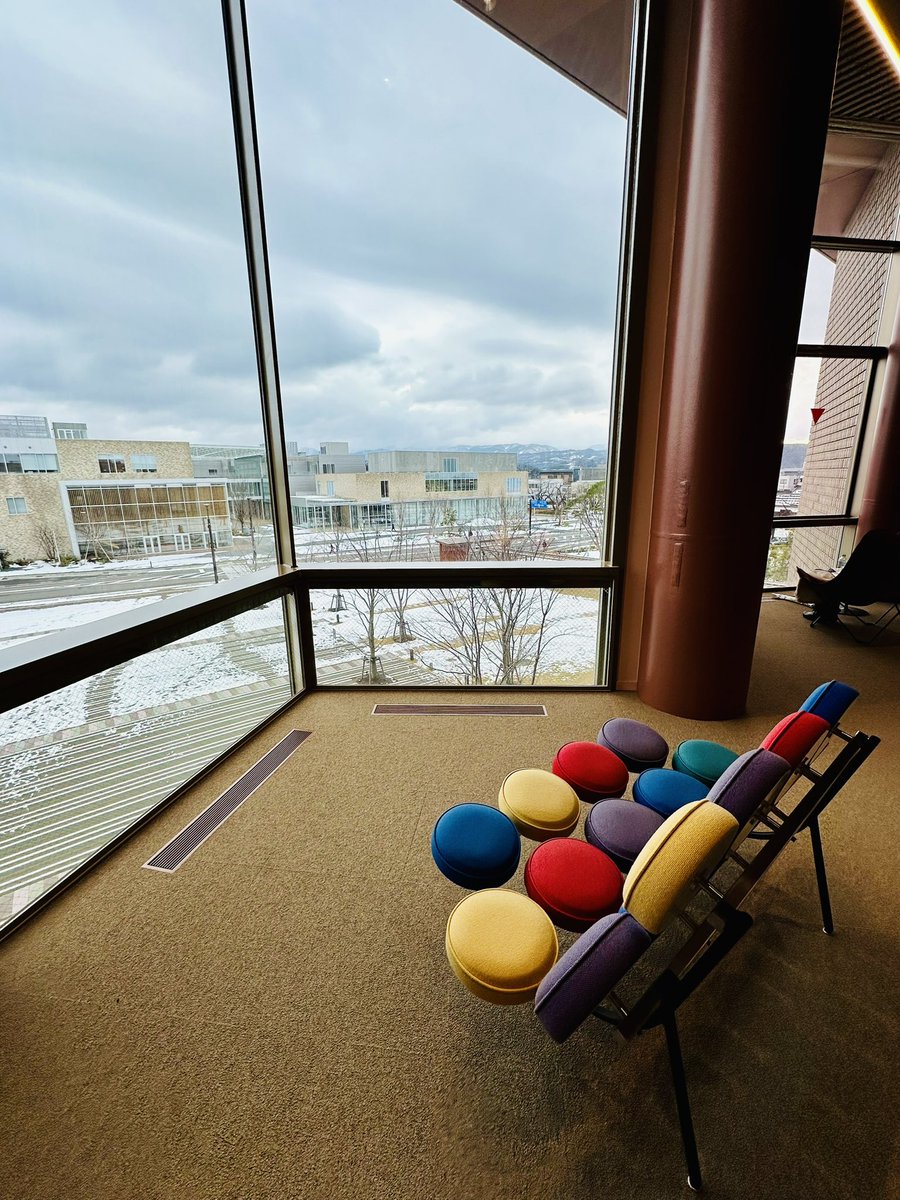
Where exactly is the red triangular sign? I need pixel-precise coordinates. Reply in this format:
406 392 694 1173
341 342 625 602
811 407 825 425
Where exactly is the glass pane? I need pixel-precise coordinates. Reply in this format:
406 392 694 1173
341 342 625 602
0 1 276 605
0 598 292 931
780 356 870 520
309 586 607 686
248 0 624 564
799 247 890 346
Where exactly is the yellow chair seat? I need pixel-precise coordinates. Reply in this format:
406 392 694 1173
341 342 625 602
498 768 581 840
445 889 559 1004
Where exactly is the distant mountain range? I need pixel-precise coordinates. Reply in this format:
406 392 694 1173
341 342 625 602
449 443 608 471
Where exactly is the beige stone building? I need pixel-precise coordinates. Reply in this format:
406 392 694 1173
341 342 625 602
298 462 529 533
0 416 230 562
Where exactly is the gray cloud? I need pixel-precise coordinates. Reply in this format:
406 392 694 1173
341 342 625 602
0 0 626 451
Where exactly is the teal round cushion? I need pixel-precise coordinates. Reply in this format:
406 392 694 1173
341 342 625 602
672 740 738 787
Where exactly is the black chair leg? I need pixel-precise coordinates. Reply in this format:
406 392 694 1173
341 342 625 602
663 1013 703 1191
808 815 834 935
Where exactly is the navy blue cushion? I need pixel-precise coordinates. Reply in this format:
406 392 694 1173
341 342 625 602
633 768 708 818
431 803 520 889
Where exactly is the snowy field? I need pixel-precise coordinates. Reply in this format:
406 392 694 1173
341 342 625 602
1 530 605 748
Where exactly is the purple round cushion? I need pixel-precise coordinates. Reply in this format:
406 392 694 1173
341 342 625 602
584 799 665 871
534 910 652 1043
597 718 668 773
706 748 791 826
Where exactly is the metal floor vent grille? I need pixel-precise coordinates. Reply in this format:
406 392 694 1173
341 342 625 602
372 704 547 717
143 729 311 873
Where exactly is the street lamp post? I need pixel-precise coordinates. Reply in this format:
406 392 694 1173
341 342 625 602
205 504 219 583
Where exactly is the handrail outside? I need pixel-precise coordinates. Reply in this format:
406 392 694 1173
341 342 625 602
0 560 621 716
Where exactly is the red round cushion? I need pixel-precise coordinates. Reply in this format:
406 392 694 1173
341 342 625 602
760 711 830 768
524 838 624 932
552 741 629 801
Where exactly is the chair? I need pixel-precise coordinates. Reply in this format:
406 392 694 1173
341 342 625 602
796 529 900 642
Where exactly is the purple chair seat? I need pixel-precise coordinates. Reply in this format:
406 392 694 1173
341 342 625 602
706 748 791 825
534 910 652 1042
597 717 668 773
584 799 665 871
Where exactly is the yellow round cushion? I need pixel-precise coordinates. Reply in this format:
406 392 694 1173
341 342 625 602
445 889 559 1005
622 799 739 935
498 769 581 840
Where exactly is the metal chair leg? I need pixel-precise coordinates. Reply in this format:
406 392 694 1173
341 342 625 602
663 1013 703 1191
808 815 834 935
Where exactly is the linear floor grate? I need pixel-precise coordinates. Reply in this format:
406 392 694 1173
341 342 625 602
372 704 547 716
143 729 311 873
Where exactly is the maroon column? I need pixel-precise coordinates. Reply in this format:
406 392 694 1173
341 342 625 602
637 0 842 718
858 298 900 538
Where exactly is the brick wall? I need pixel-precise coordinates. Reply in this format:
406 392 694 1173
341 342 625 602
56 438 193 479
0 476 73 561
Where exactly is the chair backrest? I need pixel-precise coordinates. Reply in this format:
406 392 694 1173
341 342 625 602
830 529 900 605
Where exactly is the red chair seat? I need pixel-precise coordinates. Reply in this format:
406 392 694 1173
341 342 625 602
524 838 624 932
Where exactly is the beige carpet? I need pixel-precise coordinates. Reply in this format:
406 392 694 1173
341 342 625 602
1 599 898 1199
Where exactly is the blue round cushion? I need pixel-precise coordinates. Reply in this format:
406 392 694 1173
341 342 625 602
633 768 708 818
672 739 739 787
800 680 859 728
431 803 521 889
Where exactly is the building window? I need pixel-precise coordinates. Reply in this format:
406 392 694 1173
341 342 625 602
380 480 389 498
506 477 522 494
327 482 335 497
0 453 22 473
207 469 219 475
322 463 335 473
131 455 158 473
98 456 126 474
6 496 27 515
442 457 459 473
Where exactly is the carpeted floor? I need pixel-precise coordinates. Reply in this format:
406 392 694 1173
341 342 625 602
1 599 898 1200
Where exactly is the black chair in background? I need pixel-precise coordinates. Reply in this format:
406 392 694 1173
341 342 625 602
796 528 900 642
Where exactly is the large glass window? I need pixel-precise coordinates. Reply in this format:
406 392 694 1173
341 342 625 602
247 0 626 564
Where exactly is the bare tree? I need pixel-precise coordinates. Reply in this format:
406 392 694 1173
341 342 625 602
567 481 606 553
534 480 571 526
345 588 392 682
425 585 561 685
33 522 62 563
387 588 414 642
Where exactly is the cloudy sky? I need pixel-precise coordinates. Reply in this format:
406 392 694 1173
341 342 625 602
0 0 630 454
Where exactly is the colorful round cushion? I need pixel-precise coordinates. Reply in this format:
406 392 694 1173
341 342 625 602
622 800 739 935
800 680 858 728
760 711 830 768
583 799 665 871
597 718 668 773
534 911 652 1042
672 739 739 787
431 804 520 889
552 742 629 803
524 838 623 931
445 889 558 1005
633 768 709 817
498 769 580 841
706 748 791 825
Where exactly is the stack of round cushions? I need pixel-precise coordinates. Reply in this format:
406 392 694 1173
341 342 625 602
672 739 739 787
584 747 791 870
445 889 558 1004
552 741 629 803
596 718 669 773
524 838 624 931
498 769 580 841
431 803 521 889
535 799 741 1040
800 679 859 727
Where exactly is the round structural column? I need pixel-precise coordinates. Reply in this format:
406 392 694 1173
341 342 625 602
637 0 842 719
858 299 900 537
